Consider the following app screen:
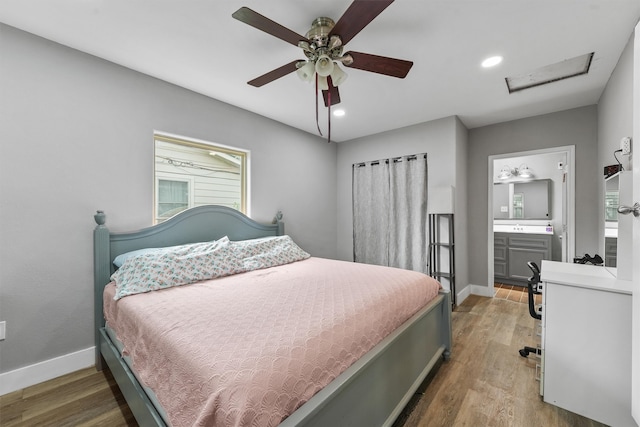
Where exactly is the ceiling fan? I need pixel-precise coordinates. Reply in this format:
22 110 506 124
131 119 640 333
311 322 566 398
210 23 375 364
232 0 413 141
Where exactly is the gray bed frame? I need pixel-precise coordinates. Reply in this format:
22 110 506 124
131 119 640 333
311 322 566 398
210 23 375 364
93 205 452 427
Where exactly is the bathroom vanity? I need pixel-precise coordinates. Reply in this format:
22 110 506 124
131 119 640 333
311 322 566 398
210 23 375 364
540 261 634 427
493 177 555 286
494 225 553 286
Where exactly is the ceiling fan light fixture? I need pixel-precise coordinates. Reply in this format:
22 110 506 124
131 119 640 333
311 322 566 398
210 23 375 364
318 75 329 91
298 41 312 53
328 35 342 50
296 61 315 82
330 63 348 86
315 54 334 77
335 54 353 66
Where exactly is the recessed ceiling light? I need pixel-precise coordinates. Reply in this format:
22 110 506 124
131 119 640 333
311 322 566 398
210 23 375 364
482 56 503 68
333 109 345 117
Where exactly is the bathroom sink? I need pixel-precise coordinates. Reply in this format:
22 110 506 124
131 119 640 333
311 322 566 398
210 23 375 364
493 224 553 234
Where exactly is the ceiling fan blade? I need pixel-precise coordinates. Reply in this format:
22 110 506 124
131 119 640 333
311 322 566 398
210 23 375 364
344 51 413 78
329 0 394 45
322 84 341 107
247 60 301 87
232 7 309 47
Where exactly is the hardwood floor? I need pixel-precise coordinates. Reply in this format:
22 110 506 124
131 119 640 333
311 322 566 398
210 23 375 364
395 295 605 427
0 367 136 426
1 295 605 427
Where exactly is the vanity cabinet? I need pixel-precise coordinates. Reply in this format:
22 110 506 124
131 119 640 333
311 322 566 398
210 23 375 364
493 234 508 278
494 232 552 285
540 261 634 427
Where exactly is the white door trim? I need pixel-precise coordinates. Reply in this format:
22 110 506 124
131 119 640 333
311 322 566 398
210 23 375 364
487 145 576 292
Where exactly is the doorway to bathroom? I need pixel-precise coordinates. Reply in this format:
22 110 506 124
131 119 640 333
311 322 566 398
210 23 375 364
487 146 575 292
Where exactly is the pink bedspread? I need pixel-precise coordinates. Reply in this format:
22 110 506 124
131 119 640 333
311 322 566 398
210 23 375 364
104 257 441 427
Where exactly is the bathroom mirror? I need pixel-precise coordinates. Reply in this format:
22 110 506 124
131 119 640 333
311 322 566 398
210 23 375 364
493 179 551 220
604 173 619 268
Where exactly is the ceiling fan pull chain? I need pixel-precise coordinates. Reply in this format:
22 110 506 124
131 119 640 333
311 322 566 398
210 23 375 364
315 74 323 136
327 99 331 143
327 77 332 143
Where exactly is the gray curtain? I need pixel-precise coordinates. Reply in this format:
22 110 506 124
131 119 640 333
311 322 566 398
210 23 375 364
353 154 428 273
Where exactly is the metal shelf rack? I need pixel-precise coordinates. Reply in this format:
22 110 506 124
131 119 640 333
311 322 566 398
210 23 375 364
428 213 455 307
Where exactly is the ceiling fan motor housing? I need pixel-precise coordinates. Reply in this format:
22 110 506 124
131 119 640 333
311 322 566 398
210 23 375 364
302 17 344 62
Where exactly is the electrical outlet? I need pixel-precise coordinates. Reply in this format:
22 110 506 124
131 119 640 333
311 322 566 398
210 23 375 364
0 321 5 341
621 137 632 155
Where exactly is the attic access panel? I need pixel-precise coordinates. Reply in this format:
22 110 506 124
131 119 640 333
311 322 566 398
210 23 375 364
505 52 594 93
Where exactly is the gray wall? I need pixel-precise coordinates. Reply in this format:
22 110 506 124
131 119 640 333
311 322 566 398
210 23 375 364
0 24 337 374
467 106 599 288
336 116 469 299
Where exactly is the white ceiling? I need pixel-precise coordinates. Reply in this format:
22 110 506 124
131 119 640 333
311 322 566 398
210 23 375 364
1 1 639 142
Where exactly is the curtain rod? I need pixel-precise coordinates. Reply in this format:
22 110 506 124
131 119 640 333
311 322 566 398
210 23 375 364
353 153 427 168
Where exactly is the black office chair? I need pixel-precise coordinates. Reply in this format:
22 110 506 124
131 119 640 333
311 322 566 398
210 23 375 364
519 261 542 358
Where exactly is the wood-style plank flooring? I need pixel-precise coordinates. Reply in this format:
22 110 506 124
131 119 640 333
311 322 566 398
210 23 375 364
1 294 605 427
0 367 136 426
395 294 605 427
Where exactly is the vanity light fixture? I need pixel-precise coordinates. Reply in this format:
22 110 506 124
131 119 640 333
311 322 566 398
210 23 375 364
498 165 513 180
518 164 533 178
498 164 534 180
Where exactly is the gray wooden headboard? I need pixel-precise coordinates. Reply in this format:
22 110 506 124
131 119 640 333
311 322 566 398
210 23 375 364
93 205 284 365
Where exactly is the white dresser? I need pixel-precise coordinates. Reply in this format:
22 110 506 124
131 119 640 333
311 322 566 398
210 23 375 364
540 261 636 427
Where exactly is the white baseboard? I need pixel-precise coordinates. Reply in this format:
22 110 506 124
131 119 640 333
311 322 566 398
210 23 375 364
456 285 471 305
0 347 95 396
456 284 494 305
470 284 495 298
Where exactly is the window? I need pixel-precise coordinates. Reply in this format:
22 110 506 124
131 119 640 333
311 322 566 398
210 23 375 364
157 179 190 219
154 133 248 223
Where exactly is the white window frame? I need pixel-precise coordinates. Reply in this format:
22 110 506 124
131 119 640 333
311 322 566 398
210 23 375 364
153 131 249 223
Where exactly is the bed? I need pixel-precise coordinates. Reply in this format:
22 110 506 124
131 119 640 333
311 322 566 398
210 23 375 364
93 205 452 426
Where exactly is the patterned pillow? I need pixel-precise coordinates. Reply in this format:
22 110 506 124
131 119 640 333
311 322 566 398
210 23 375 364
229 235 311 270
111 237 232 299
110 235 309 299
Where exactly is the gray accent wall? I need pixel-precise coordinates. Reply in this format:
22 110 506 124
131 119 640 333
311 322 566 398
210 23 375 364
0 24 337 374
467 106 599 289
